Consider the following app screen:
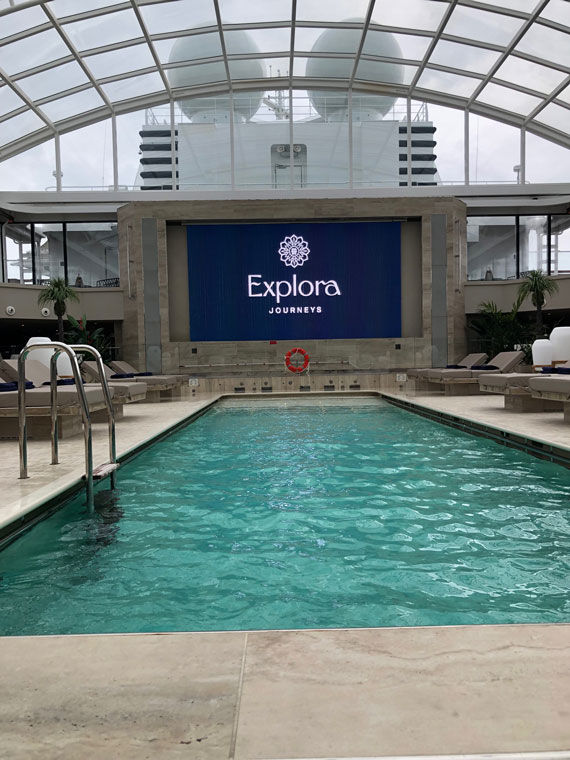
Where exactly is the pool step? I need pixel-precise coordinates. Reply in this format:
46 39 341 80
93 462 120 480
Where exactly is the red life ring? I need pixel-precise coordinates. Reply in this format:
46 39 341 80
285 347 310 373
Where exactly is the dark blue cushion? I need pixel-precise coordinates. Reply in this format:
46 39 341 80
0 381 34 392
556 367 570 374
42 378 77 386
471 364 499 370
134 371 153 376
111 372 135 378
446 364 466 369
541 366 555 373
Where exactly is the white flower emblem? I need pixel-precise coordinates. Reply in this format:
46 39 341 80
279 235 310 268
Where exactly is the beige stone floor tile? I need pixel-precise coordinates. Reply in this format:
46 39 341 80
0 631 246 760
235 624 570 759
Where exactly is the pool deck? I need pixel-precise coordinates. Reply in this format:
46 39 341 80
0 388 569 758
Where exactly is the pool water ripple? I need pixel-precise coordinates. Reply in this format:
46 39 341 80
0 400 569 635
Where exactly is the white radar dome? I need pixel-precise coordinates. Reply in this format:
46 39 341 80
168 29 266 122
306 21 403 119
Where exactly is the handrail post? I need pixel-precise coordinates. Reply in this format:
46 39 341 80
70 345 117 490
18 349 29 479
49 352 59 465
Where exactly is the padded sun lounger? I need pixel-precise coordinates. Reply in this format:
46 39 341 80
407 353 488 379
109 360 187 384
424 351 524 381
0 358 145 404
83 362 182 401
528 376 570 422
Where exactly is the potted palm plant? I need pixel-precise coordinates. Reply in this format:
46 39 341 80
37 277 79 342
517 270 559 337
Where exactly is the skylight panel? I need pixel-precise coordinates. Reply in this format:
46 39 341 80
17 62 90 101
534 102 570 132
85 44 156 79
515 23 569 67
296 0 369 24
101 72 165 102
48 0 127 16
0 6 46 40
40 88 106 122
539 0 570 26
63 9 142 52
0 85 25 117
219 0 291 24
0 29 70 75
139 0 215 35
430 40 501 75
417 69 480 98
494 56 567 96
0 110 46 144
370 0 450 32
445 5 524 46
477 82 543 115
355 61 417 85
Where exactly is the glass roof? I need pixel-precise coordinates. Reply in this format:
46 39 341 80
0 0 569 161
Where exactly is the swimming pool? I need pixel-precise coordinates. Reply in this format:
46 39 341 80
0 397 568 636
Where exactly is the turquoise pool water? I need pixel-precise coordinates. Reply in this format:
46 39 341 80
1 398 569 636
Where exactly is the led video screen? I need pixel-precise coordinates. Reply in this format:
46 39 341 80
187 220 401 341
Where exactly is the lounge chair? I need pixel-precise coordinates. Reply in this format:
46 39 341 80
82 361 183 401
0 377 117 439
0 358 145 406
407 353 488 379
478 360 570 411
528 374 570 423
422 351 525 395
109 360 187 384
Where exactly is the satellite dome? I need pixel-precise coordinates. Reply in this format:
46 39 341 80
306 21 403 119
168 29 266 122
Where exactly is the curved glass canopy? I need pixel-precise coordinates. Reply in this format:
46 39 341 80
0 0 568 166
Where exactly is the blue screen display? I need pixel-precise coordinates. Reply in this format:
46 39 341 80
187 221 401 341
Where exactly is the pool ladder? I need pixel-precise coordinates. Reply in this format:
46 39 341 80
18 342 118 512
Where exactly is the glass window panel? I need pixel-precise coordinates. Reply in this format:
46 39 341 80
18 62 90 101
477 83 543 115
494 56 567 95
140 0 215 35
0 30 70 75
515 24 568 66
219 0 291 24
519 216 548 274
539 0 570 26
63 10 142 51
445 6 523 46
526 132 570 183
557 85 570 106
292 57 307 77
35 223 65 284
551 215 570 275
101 72 165 102
234 106 289 188
369 0 449 31
0 110 46 144
469 115 520 183
534 102 570 132
355 61 416 86
430 40 501 75
168 60 228 91
245 27 292 55
117 107 151 189
425 103 463 184
0 139 55 190
294 27 325 52
163 31 223 69
4 223 33 283
467 217 517 281
304 55 353 83
296 0 369 23
0 6 46 39
86 44 156 78
41 88 106 122
66 222 119 288
388 33 433 61
417 69 479 98
59 120 113 188
0 86 24 117
177 119 232 190
227 56 267 84
48 0 127 17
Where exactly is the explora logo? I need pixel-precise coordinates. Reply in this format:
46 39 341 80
246 234 342 304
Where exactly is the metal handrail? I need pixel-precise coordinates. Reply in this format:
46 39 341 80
17 342 117 512
69 344 117 490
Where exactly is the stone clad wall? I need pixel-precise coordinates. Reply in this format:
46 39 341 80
117 196 467 373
